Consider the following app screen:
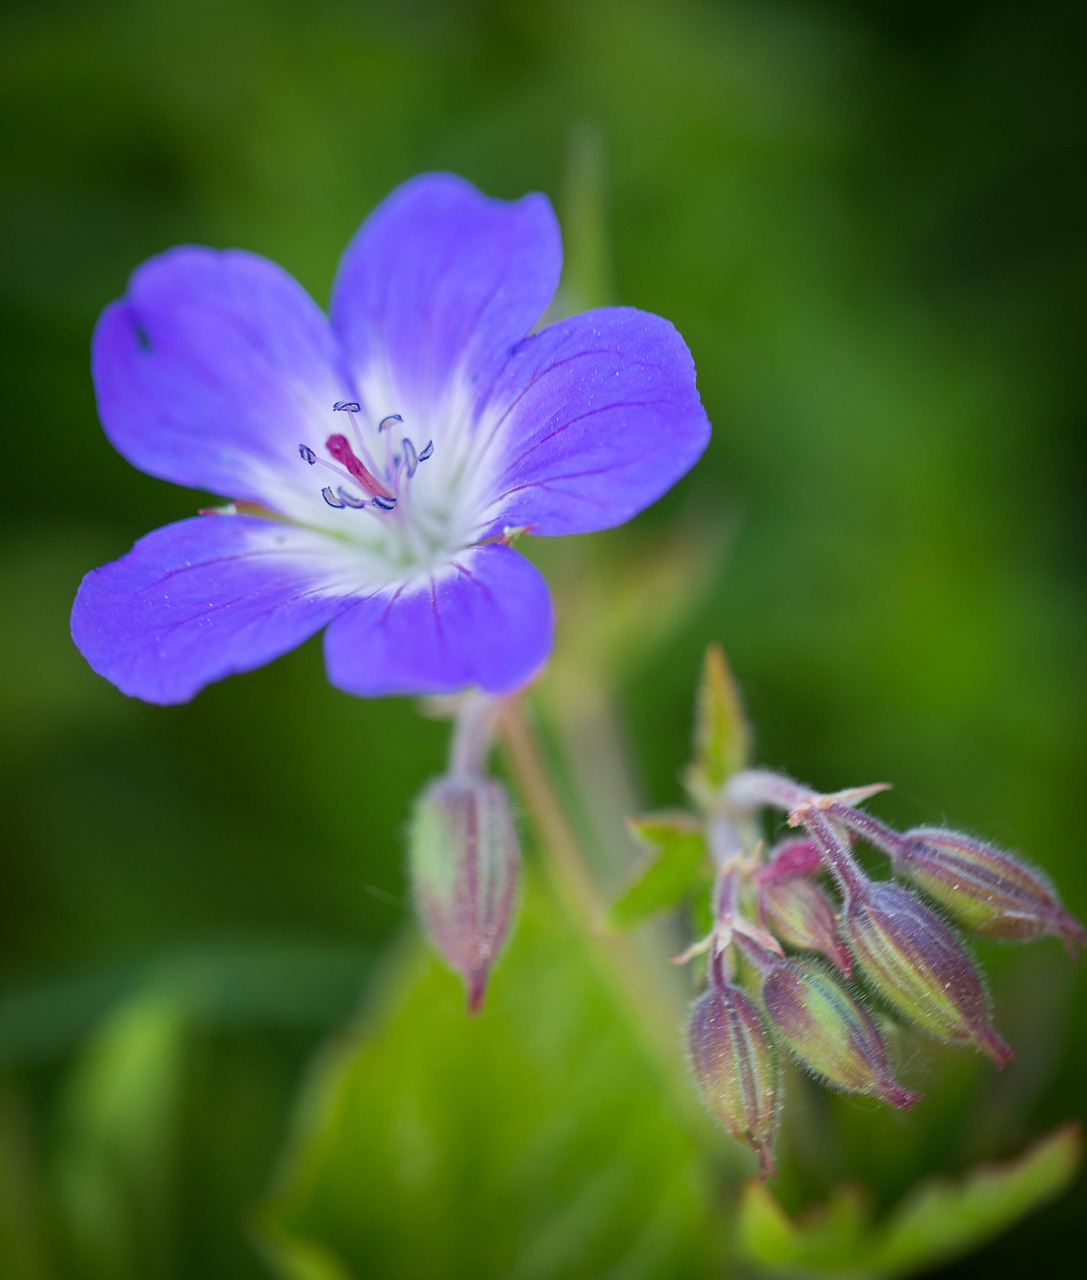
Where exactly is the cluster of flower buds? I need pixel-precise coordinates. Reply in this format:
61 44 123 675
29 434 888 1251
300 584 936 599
685 766 1083 1177
408 694 520 1013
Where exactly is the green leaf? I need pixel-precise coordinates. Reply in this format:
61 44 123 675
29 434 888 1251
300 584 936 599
738 1123 1081 1278
739 1180 870 1275
686 645 752 800
868 1123 1082 1276
259 875 724 1280
0 1084 51 1280
51 993 189 1280
605 812 710 931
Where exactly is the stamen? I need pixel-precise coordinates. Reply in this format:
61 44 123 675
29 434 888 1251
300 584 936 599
304 407 429 519
326 434 393 500
333 399 384 477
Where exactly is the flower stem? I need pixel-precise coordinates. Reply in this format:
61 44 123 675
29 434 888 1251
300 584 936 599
797 806 867 901
725 769 813 814
448 691 501 778
496 694 696 1097
823 802 912 865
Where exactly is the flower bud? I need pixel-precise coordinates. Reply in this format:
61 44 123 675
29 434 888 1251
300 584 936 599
896 828 1085 955
408 774 520 1014
688 958 780 1179
843 880 1013 1068
757 874 852 974
760 958 919 1108
762 836 831 881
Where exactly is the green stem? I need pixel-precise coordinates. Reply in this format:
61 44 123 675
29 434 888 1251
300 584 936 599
497 694 703 1118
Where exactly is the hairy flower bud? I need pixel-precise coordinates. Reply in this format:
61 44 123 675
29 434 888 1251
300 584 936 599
843 881 1013 1068
763 836 832 881
895 828 1086 955
688 957 779 1179
760 958 919 1108
757 873 852 974
408 774 520 1014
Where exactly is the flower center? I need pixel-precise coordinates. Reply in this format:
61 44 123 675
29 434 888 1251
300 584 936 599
299 402 433 516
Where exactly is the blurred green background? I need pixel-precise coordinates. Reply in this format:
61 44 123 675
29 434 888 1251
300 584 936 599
2 0 1084 1276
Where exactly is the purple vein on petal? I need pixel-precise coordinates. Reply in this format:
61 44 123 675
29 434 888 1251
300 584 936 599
496 397 675 479
471 345 619 461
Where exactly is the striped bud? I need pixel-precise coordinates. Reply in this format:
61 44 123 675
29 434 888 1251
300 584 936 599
688 958 779 1179
896 828 1085 955
843 880 1013 1068
408 774 520 1014
758 874 852 974
760 958 919 1108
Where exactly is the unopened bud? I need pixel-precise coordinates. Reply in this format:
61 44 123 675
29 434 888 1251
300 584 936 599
761 837 824 881
895 828 1086 955
760 958 919 1108
844 881 1013 1068
408 774 520 1014
757 873 852 974
688 956 780 1179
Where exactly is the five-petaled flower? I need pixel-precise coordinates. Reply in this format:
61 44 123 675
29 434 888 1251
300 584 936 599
71 173 710 702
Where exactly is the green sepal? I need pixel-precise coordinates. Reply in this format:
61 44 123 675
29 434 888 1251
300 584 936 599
605 812 710 931
685 644 752 804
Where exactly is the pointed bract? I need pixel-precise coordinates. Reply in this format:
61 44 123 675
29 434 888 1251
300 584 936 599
686 644 752 801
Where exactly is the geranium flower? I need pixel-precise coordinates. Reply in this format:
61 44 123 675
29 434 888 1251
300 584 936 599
72 173 710 703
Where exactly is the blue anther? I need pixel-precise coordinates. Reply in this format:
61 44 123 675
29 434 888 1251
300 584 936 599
337 487 368 509
402 437 419 478
377 414 404 433
417 440 434 462
299 444 317 464
321 486 346 509
371 493 398 512
333 400 361 413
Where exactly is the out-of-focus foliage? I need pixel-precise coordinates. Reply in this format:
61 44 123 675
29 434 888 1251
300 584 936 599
688 645 752 796
607 813 709 931
738 1124 1081 1277
260 876 723 1280
1 0 1084 1276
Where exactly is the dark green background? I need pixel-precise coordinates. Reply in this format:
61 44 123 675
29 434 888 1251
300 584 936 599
2 1 1084 1276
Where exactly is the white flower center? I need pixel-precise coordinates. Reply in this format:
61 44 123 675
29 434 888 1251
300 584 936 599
299 401 472 573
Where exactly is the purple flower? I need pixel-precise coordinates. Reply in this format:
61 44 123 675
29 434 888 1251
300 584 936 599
71 174 710 703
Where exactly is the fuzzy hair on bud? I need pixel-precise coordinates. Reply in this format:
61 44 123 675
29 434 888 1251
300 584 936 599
688 958 780 1179
843 880 1014 1068
760 958 920 1108
758 874 853 974
897 828 1086 955
408 774 520 1014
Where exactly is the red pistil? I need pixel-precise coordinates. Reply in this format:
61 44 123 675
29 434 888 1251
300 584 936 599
325 433 394 500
